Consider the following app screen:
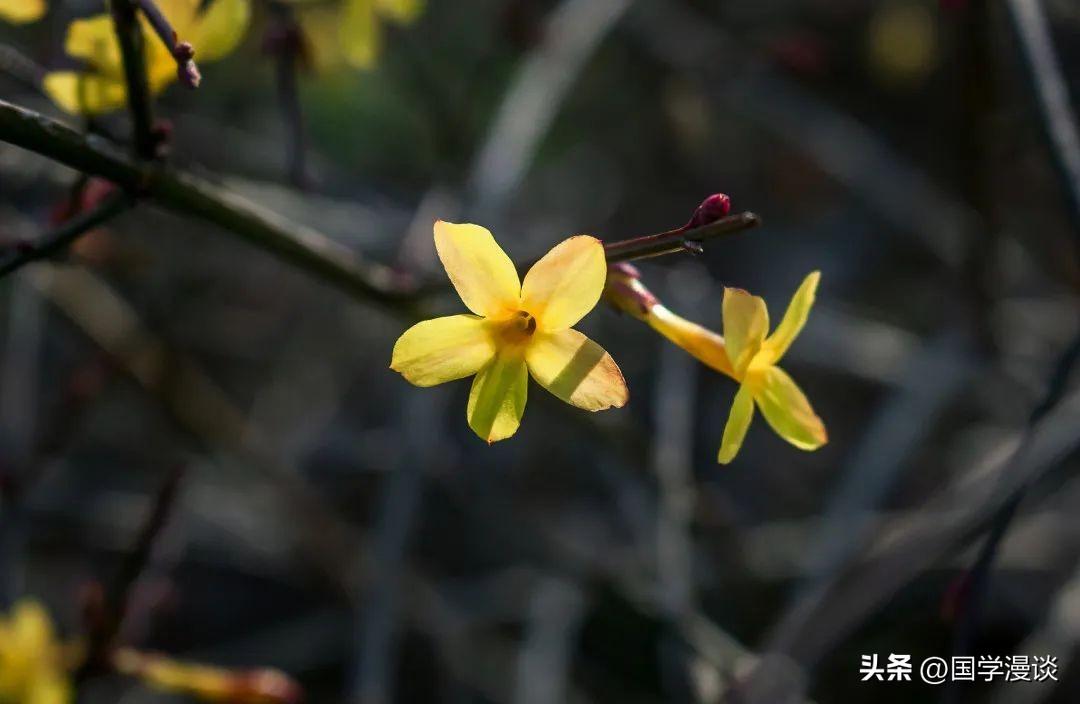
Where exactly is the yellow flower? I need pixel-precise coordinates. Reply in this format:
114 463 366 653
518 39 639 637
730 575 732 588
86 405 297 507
0 0 45 24
715 273 827 463
284 0 423 71
607 266 826 463
392 221 628 443
0 599 72 704
43 0 251 115
113 648 301 704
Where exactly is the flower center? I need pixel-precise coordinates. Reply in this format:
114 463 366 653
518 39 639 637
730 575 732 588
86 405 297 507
496 310 537 345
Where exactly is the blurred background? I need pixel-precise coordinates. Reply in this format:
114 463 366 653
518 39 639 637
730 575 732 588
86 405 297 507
3 0 1080 702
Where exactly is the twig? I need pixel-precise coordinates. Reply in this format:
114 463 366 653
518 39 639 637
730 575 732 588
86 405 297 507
603 212 760 263
265 4 308 187
1006 0 1080 242
110 0 157 159
79 464 185 676
0 192 133 278
137 0 201 89
0 98 419 311
0 42 46 94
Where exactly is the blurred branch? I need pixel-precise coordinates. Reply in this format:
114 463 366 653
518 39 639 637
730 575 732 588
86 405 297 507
80 465 185 677
265 3 308 188
1006 0 1080 242
137 0 201 89
0 42 46 94
111 0 157 159
0 99 420 312
0 192 133 279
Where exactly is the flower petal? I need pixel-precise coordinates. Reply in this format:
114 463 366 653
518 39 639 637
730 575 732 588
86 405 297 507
722 287 768 378
391 315 496 387
467 353 528 443
717 383 754 464
26 675 70 704
520 236 606 331
525 328 627 411
340 0 381 69
0 0 45 24
376 0 423 24
751 366 827 451
191 0 251 62
434 221 521 318
43 72 128 115
63 15 124 76
762 271 820 364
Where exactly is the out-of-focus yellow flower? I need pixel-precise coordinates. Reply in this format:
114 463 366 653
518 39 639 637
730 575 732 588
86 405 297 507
0 599 72 704
607 266 826 463
392 222 628 443
43 0 251 115
113 649 302 704
284 0 423 71
0 0 45 24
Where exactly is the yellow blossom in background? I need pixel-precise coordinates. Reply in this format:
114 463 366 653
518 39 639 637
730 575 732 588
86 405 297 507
44 0 251 115
284 0 424 71
113 648 301 704
392 222 628 443
0 599 72 704
0 0 45 24
607 266 826 463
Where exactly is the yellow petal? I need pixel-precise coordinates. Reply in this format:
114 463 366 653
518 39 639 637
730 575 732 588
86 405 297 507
520 236 606 331
43 72 129 115
340 0 380 69
434 221 521 319
391 315 496 387
467 353 527 443
717 383 754 464
155 0 200 35
376 0 423 24
721 287 768 378
26 675 70 704
191 0 251 62
0 0 45 24
762 271 819 365
63 15 124 77
750 366 827 451
12 599 54 654
646 304 735 378
525 328 627 411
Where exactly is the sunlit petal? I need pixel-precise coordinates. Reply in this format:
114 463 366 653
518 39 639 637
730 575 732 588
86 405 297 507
376 0 423 24
751 366 827 451
520 236 606 331
721 287 768 378
434 221 521 318
0 0 45 24
340 0 380 69
717 383 754 464
391 315 496 387
525 328 627 411
43 72 128 115
191 0 251 62
762 271 819 364
467 353 528 442
63 16 124 76
26 675 69 704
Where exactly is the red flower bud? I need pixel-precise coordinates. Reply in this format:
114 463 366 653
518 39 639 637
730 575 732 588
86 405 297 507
683 193 732 230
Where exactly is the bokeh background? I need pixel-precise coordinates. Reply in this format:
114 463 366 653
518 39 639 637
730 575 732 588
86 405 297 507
3 0 1080 702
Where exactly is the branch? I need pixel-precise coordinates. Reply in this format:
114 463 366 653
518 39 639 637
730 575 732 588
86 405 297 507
0 99 420 312
137 0 201 89
603 211 760 263
111 0 157 159
0 192 133 278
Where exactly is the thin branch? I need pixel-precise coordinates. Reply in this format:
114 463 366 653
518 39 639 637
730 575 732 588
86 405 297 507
265 4 308 187
137 0 201 88
1006 0 1080 243
0 98 419 312
110 0 157 159
79 464 185 677
0 42 46 94
0 192 133 278
603 212 760 263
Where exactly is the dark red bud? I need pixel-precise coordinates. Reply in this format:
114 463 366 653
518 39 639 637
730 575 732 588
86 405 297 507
684 193 732 230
